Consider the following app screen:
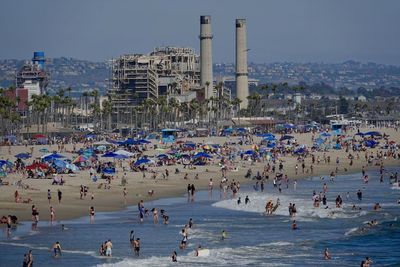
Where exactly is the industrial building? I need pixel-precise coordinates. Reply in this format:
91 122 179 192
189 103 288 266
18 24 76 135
108 46 201 113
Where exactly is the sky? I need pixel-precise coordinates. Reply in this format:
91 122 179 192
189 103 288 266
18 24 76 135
1 0 400 65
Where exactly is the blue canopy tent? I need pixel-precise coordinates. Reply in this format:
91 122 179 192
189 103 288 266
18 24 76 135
161 129 179 143
15 153 31 159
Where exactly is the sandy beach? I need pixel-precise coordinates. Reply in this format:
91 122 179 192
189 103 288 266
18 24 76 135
0 127 399 222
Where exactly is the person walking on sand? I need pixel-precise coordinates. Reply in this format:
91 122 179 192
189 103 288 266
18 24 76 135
57 189 62 204
47 189 51 204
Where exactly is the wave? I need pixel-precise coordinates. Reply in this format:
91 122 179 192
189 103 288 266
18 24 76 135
212 191 367 221
96 241 299 267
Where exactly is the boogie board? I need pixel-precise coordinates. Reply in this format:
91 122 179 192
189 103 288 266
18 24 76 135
196 249 210 257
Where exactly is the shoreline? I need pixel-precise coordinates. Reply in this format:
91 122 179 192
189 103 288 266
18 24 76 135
4 158 398 223
0 127 399 222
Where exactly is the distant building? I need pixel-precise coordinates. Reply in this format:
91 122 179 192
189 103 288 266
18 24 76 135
222 76 258 97
16 52 49 101
108 47 202 112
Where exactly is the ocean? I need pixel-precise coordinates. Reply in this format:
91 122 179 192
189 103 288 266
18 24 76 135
1 169 400 267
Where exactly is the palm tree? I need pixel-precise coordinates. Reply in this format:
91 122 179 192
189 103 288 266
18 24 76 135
102 98 113 131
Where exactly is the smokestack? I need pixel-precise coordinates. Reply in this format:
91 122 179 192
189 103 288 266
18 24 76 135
236 19 249 109
200 15 213 100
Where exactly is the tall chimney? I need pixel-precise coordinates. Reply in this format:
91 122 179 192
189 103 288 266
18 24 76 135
236 19 249 109
200 15 213 100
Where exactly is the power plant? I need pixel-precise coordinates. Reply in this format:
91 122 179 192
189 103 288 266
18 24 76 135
199 15 214 100
235 19 249 109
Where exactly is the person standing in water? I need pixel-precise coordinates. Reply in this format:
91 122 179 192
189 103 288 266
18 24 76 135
50 206 55 223
133 238 140 256
171 250 177 262
123 187 127 205
89 206 95 223
245 195 250 205
324 248 331 260
221 230 227 240
52 242 62 257
105 239 113 257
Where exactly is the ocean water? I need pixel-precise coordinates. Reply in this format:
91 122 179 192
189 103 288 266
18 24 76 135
1 169 400 267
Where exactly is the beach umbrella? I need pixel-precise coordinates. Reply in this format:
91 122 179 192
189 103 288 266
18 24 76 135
193 152 212 158
280 135 294 141
15 153 31 159
66 163 79 172
101 152 117 158
73 155 88 163
266 143 276 148
134 158 152 166
0 160 13 167
41 153 66 161
34 134 46 139
283 123 296 129
294 148 306 155
114 149 135 157
26 162 49 170
113 154 129 159
138 139 151 144
263 135 276 141
203 144 211 150
243 150 256 155
157 154 169 159
103 167 116 174
355 132 365 136
97 145 107 151
39 148 49 153
320 132 331 137
53 159 67 169
364 131 381 136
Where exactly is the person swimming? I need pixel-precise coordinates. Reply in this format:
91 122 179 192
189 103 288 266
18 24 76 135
245 195 250 205
237 197 241 205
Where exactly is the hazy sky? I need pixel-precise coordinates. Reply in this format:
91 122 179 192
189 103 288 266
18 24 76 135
1 0 399 65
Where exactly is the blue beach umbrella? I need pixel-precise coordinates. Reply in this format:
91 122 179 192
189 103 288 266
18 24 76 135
280 135 294 141
101 152 117 158
134 158 152 166
263 135 276 141
320 132 331 137
15 153 31 159
54 159 67 168
193 152 212 158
